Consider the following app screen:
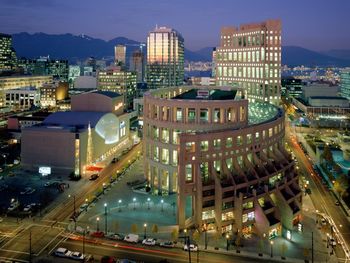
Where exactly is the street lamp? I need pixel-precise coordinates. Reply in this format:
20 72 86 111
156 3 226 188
118 199 122 212
226 234 230 251
96 217 100 232
133 197 137 210
68 194 76 230
270 240 274 258
161 199 164 212
203 224 208 250
184 229 191 263
144 223 147 239
85 198 88 212
103 183 106 194
104 203 108 234
147 197 151 210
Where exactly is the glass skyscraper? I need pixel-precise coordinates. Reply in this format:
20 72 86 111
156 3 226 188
340 69 350 100
146 26 184 89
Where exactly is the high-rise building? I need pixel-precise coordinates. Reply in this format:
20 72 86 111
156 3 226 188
17 57 69 82
97 66 137 109
215 19 281 105
130 49 145 83
340 69 350 100
115 45 126 66
68 65 81 87
0 33 17 73
211 47 216 78
146 26 184 89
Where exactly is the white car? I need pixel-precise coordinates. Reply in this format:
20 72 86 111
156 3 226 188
329 238 337 247
23 205 31 212
124 234 139 243
8 202 19 211
321 218 327 225
70 251 84 261
142 238 156 246
54 247 72 258
79 203 88 212
184 244 198 251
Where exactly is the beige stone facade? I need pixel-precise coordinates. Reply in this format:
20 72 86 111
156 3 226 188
143 86 301 237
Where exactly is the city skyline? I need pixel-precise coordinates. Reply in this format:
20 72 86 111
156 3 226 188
1 0 349 51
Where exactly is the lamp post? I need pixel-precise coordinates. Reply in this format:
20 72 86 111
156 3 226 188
144 223 147 239
68 194 76 230
133 197 137 210
226 234 230 251
270 240 274 258
203 224 208 250
96 217 100 232
85 198 88 212
147 197 151 210
103 183 106 194
161 199 164 212
104 203 108 234
184 229 191 263
118 199 122 212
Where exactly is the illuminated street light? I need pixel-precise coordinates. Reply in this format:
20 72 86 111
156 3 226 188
161 199 164 212
133 197 137 210
96 217 100 231
104 203 108 234
226 234 230 251
144 223 147 239
118 199 122 212
147 197 151 210
270 240 274 258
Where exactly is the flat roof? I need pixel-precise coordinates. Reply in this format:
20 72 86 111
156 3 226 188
43 111 106 128
309 96 348 100
172 89 237 100
92 90 121 98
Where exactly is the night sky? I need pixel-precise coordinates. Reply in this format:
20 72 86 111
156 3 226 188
1 0 349 51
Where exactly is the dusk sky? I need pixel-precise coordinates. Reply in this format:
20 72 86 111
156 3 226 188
1 0 349 51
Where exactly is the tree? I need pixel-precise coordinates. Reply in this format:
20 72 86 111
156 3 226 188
333 164 343 174
334 174 349 198
171 228 179 242
192 230 201 244
152 224 158 234
114 222 119 233
321 145 334 164
131 224 138 234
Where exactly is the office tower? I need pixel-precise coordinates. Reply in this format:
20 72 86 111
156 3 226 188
215 19 281 105
211 47 217 78
146 26 184 89
340 69 350 100
115 45 126 66
0 33 17 73
68 65 81 87
97 67 137 108
130 49 145 83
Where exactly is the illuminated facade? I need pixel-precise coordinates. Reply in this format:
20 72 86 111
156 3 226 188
40 82 69 108
130 49 145 83
143 86 301 236
0 33 16 73
21 91 131 175
340 69 350 100
115 45 126 66
146 27 184 89
0 75 52 106
97 67 137 109
5 87 39 110
215 19 281 105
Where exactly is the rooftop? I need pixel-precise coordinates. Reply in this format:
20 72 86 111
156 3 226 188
92 90 121 98
309 96 348 101
172 89 237 100
248 102 280 125
43 111 107 128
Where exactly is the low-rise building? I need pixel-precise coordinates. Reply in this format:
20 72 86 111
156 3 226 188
5 87 39 110
40 82 69 108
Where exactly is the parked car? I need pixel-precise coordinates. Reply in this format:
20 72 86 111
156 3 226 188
329 238 337 247
142 238 156 246
184 244 198 252
335 201 340 206
70 251 85 261
23 205 31 212
321 218 327 225
160 241 174 248
117 260 136 263
79 203 89 212
26 188 36 194
124 234 139 243
106 233 124 241
101 256 116 263
127 179 147 187
44 182 53 187
20 187 32 195
54 247 72 258
90 231 105 238
8 201 19 211
89 174 99 181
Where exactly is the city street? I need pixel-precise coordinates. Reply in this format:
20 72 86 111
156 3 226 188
286 117 350 262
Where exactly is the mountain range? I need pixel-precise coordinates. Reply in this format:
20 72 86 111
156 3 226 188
11 32 350 67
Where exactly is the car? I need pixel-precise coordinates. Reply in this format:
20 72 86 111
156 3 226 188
90 231 104 238
117 260 136 263
101 256 117 263
26 188 36 194
0 167 3 173
329 238 337 246
184 244 198 252
8 201 19 211
124 234 139 243
111 158 118 164
54 247 72 258
335 201 340 206
142 238 156 246
44 182 53 187
89 174 99 181
79 203 89 212
321 218 327 225
8 172 15 177
106 233 124 241
70 251 85 261
20 187 32 195
160 241 175 248
23 205 31 212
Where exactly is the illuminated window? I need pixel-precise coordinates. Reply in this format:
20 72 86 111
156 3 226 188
161 128 169 143
172 150 178 165
202 210 215 220
214 139 221 149
246 134 252 144
120 121 126 137
186 142 195 152
201 141 209 151
243 201 253 209
176 108 182 122
226 137 232 148
161 148 169 164
237 136 242 146
185 164 193 182
222 211 234 221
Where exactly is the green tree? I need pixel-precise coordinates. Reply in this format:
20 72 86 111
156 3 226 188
334 173 349 198
131 224 138 234
152 224 159 234
321 145 334 164
171 228 179 242
192 230 201 244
